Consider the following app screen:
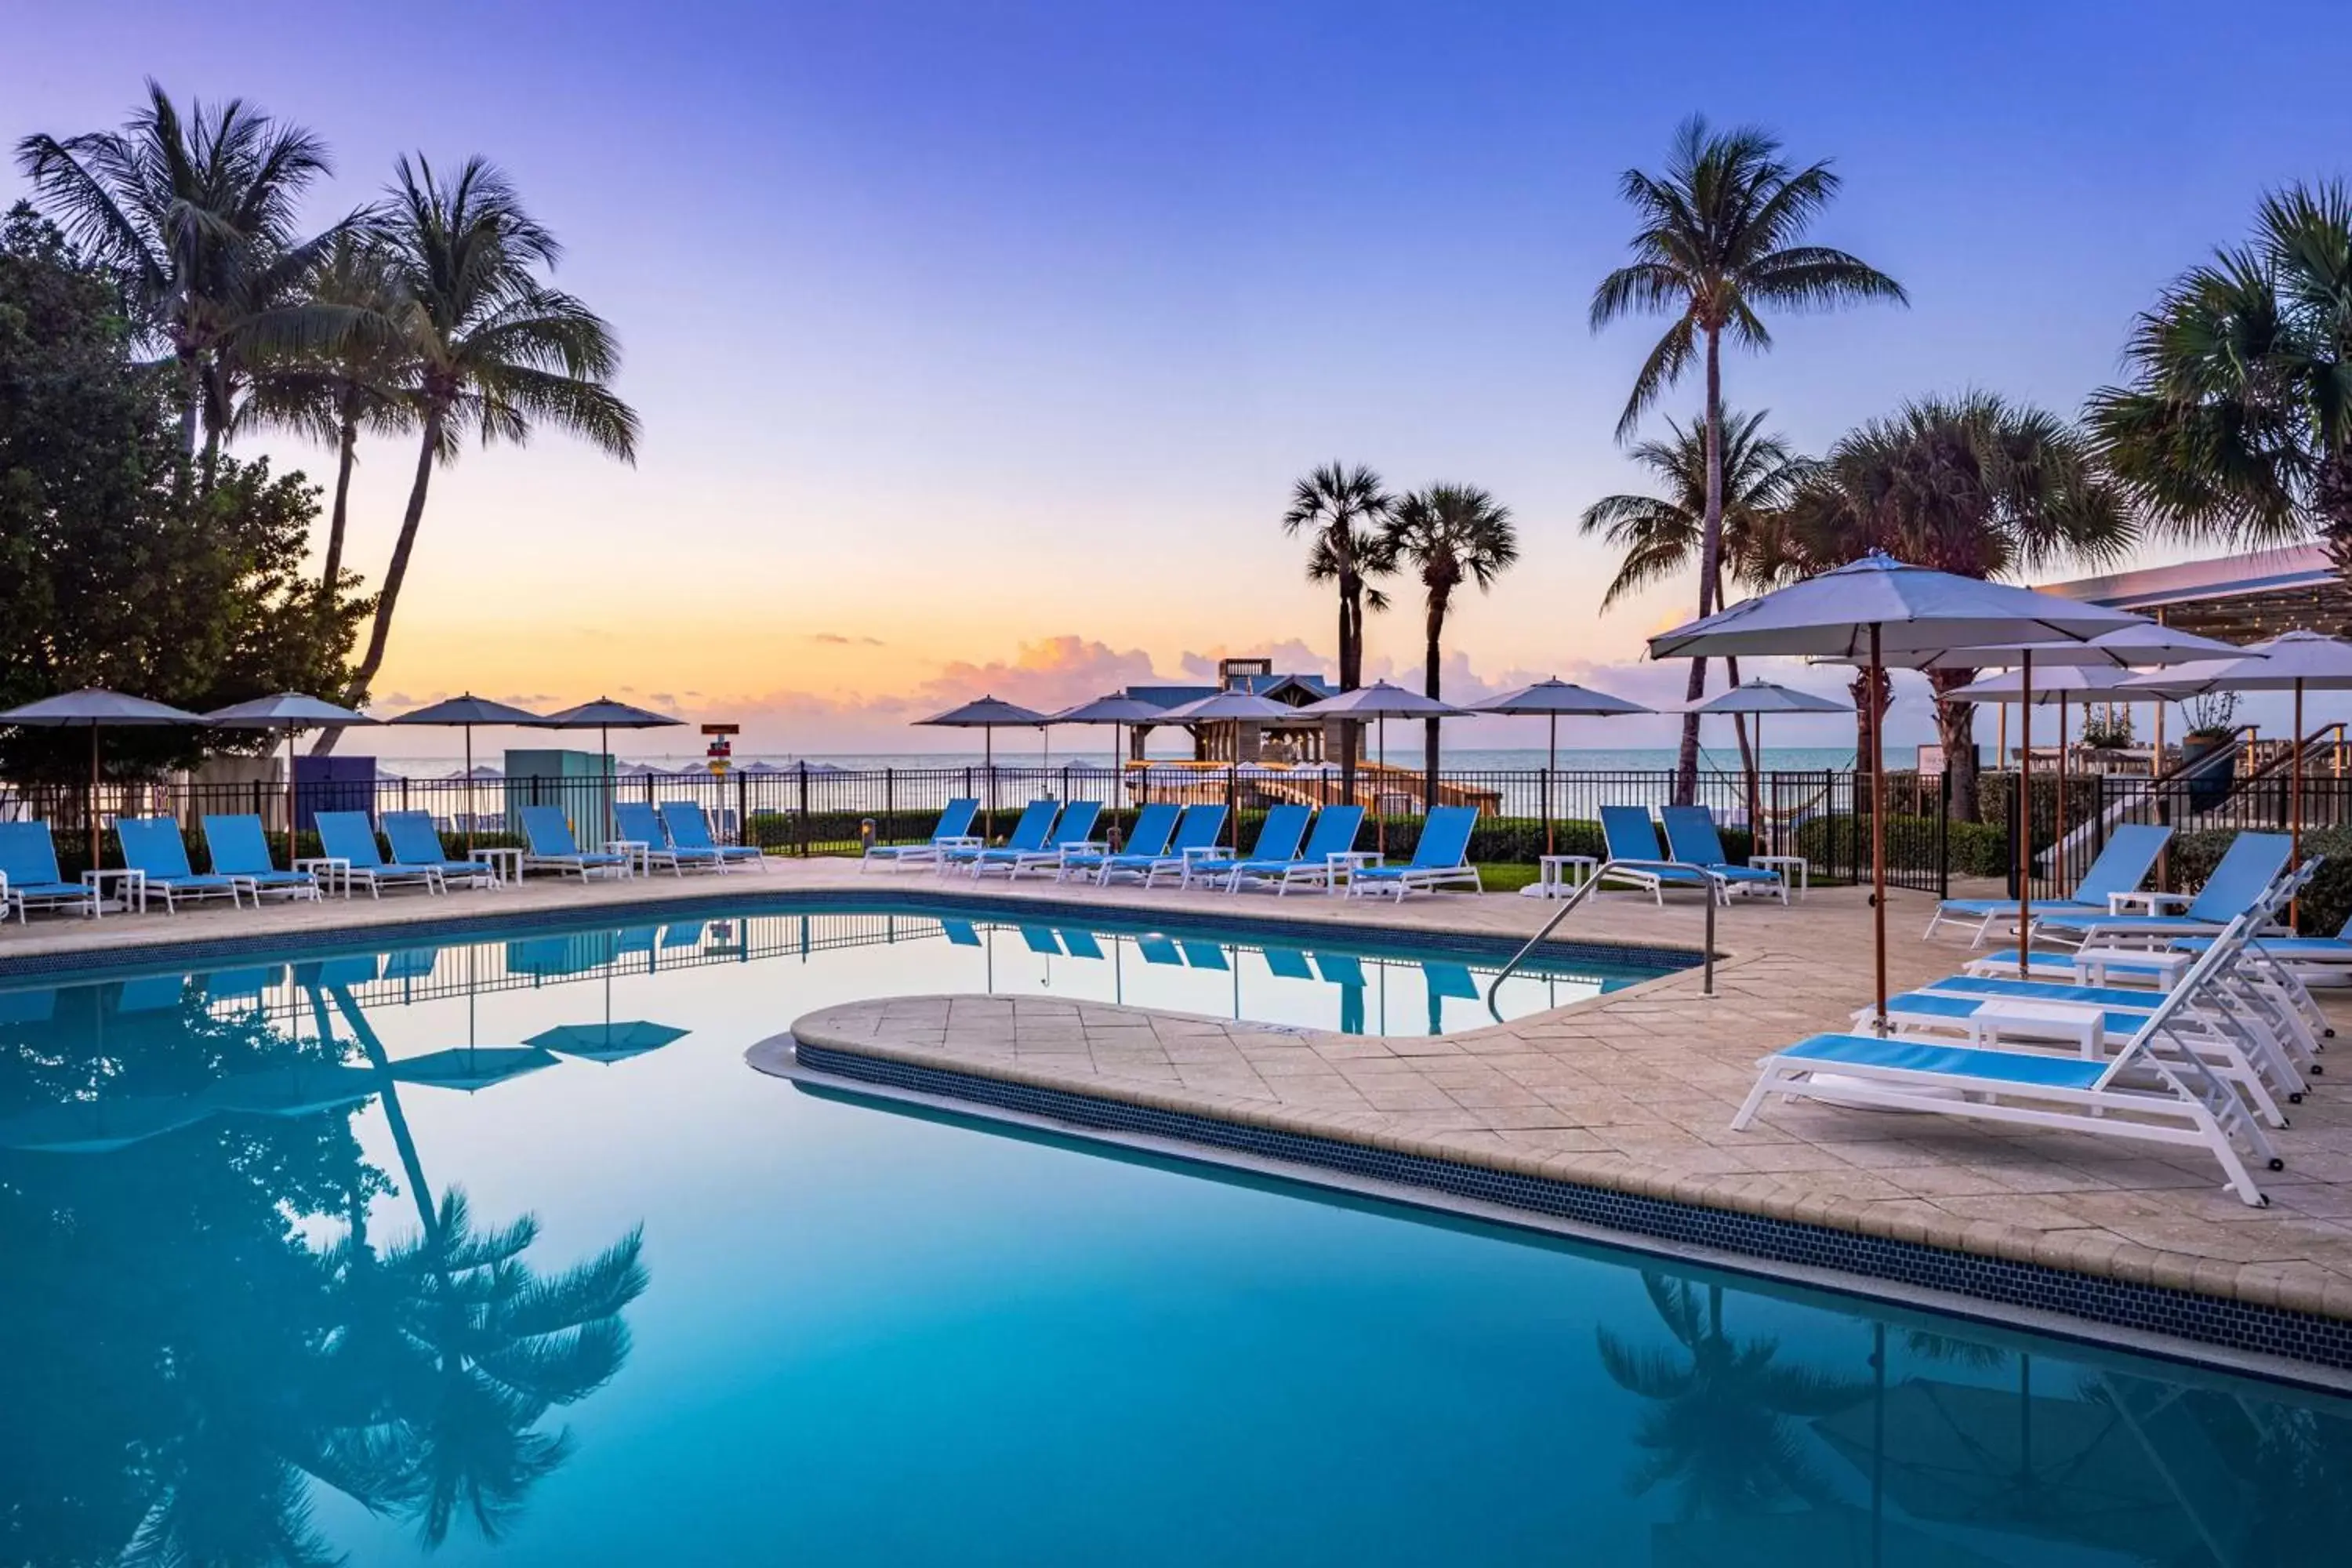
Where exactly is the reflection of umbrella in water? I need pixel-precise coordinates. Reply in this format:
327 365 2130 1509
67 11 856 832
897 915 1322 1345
0 1094 213 1152
526 1020 688 1064
386 1045 561 1091
1812 1374 2184 1561
198 1062 384 1116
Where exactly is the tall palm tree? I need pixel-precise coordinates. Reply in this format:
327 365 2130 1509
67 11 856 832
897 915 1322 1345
1769 392 2136 818
2089 180 2352 568
1581 408 1811 784
319 155 639 749
1384 485 1518 804
1281 463 1396 795
1591 115 1905 803
232 229 414 604
14 81 352 470
1595 1272 1867 1519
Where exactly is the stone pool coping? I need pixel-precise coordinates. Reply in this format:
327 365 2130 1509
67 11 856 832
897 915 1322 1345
11 857 2352 1373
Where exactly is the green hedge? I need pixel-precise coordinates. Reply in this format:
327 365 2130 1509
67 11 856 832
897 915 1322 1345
2170 826 2350 935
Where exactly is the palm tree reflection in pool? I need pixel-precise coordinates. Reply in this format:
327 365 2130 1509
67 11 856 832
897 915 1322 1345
1595 1271 1867 1517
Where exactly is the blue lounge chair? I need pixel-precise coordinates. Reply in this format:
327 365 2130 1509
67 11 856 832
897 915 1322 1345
1231 805 1367 895
1660 805 1787 905
658 802 765 872
201 815 321 902
612 800 719 877
862 797 982 872
941 800 1057 873
314 812 444 898
0 821 100 920
1057 802 1179 884
2034 832 2292 948
1349 805 1483 900
1597 807 1722 904
379 811 498 889
115 817 245 912
1101 803 1225 887
1734 913 2282 1207
521 806 633 881
1924 822 2172 946
1181 804 1311 891
973 800 1101 880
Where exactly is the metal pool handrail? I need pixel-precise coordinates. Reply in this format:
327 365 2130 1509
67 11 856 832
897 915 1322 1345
1486 858 1718 1014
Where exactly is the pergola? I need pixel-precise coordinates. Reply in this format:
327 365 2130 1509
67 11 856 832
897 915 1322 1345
2039 543 2351 641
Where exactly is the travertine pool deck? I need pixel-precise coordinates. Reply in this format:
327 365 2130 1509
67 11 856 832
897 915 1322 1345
11 857 2352 1340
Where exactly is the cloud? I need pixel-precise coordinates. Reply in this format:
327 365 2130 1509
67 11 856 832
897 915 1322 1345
808 632 885 647
1178 638 1331 681
913 635 1163 712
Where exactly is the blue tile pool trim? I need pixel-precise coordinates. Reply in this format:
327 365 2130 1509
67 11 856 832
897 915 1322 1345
793 1039 2352 1376
0 886 1694 985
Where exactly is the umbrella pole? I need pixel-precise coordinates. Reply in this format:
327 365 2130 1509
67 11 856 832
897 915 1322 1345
1748 714 1762 859
2153 695 2169 891
2056 691 2068 891
2292 679 2304 927
985 728 995 840
464 726 475 855
602 722 613 848
285 728 298 861
2017 650 2033 975
1871 626 1887 1027
88 724 100 869
1376 716 1386 857
1545 713 1555 859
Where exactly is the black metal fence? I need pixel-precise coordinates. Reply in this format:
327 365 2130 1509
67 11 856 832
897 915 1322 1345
2010 769 2352 901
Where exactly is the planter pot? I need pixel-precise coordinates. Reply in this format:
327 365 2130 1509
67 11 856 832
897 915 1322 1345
2180 733 2234 814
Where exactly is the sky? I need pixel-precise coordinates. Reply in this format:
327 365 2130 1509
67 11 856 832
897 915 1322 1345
8 0 2350 757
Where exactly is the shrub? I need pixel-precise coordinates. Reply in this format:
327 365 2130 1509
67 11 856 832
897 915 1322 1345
2169 826 2350 935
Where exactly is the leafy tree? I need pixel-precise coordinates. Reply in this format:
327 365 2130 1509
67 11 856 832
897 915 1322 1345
1766 392 2134 818
320 155 638 749
13 81 355 474
1384 485 1518 804
2089 180 2352 568
1592 116 1904 803
0 205 363 779
1281 462 1396 796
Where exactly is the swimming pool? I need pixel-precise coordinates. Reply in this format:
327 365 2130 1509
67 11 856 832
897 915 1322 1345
2 902 2348 1564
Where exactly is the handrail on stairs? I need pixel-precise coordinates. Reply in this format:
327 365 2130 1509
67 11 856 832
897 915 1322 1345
1487 858 1719 1015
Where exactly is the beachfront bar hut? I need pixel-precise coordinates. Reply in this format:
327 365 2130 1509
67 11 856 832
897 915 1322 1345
1472 679 1650 856
387 693 546 851
200 694 376 850
0 689 205 866
1649 553 2146 1023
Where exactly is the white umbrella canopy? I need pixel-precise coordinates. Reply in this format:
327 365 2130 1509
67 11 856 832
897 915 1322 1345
916 695 1049 832
0 688 206 866
1943 666 2139 702
1864 623 2248 672
1051 692 1167 783
202 693 376 850
1649 554 2154 1023
1157 690 1298 722
1474 679 1652 857
2125 630 2352 897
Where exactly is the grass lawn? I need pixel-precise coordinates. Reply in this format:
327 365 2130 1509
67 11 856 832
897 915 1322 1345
1473 862 1541 894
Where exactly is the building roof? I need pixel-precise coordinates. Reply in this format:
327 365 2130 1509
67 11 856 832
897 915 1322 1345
2038 543 2347 641
1120 672 1335 717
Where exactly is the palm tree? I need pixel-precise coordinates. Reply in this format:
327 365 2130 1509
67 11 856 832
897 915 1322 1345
1384 485 1518 804
232 229 414 604
1281 463 1397 795
320 155 639 749
1595 1272 1867 1519
1591 115 1905 803
14 81 352 471
1769 392 2136 818
2089 180 2352 568
1581 408 1811 787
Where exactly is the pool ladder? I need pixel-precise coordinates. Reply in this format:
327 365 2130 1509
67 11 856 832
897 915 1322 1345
1486 858 1718 1016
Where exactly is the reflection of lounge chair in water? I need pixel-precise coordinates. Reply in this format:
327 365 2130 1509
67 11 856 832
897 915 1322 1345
1179 940 1229 971
1138 935 1185 967
1261 947 1315 981
1020 926 1063 956
660 923 705 954
0 986 56 1025
113 974 186 1013
940 920 984 948
382 949 440 982
1057 929 1105 960
202 966 285 1003
1422 961 1479 1000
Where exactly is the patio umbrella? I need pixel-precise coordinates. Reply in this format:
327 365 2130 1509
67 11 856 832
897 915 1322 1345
1474 679 1652 856
1650 554 2147 1022
1158 689 1301 848
1297 681 1471 854
916 695 1049 838
1944 666 2136 895
1051 692 1166 800
532 696 683 844
2124 629 2352 916
1682 680 1849 858
0 689 205 866
201 692 374 851
387 693 545 853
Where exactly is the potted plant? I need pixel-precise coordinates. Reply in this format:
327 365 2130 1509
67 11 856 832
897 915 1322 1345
2179 690 2239 813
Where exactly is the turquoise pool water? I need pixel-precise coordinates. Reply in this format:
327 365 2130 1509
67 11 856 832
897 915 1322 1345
2 901 2348 1565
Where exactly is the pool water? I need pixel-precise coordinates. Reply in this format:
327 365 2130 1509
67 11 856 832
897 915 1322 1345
2 902 2349 1566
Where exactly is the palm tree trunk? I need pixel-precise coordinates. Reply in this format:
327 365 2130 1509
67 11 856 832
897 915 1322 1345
314 408 439 756
1928 668 1983 821
320 399 359 597
1422 584 1450 810
1674 328 1726 807
1338 577 1359 804
176 349 201 461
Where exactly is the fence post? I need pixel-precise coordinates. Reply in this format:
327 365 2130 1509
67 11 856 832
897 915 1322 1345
797 761 809 857
885 767 895 844
1936 764 1951 901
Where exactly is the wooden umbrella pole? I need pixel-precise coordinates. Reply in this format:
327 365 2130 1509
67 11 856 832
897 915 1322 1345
1870 626 1888 1026
2016 650 2033 975
2292 679 2304 927
285 728 298 860
88 724 100 869
1544 713 1555 858
2056 691 2068 891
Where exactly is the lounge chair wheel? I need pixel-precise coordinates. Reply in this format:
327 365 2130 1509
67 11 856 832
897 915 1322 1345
2269 1157 2286 1171
2314 1063 2327 1075
2326 1029 2337 1039
2291 1092 2304 1104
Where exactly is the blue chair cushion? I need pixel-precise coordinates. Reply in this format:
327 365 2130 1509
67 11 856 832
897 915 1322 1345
1777 1033 2111 1089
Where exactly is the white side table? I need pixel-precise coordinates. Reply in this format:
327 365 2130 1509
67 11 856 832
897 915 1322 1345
471 846 524 887
1328 850 1382 895
83 866 145 914
2108 890 2195 916
1530 855 1599 898
604 839 652 878
2073 946 2193 992
1750 854 1810 900
296 857 351 898
1965 996 2106 1058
